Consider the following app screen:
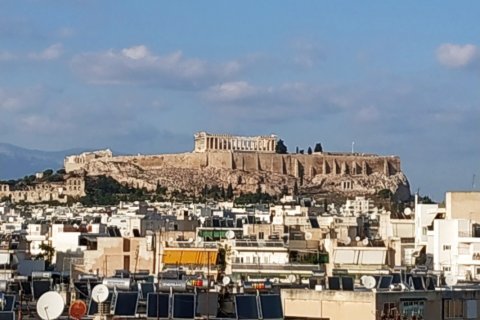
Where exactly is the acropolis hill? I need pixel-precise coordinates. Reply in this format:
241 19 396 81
64 132 411 201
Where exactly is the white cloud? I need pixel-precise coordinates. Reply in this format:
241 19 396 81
29 43 64 60
436 43 478 68
121 45 152 60
0 51 15 61
71 45 245 88
203 81 344 121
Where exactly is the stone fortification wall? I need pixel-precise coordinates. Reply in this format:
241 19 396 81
118 152 401 179
65 150 409 201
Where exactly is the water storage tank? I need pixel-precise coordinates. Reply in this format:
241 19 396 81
102 278 131 290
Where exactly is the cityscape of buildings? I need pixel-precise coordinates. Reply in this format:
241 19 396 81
0 133 479 319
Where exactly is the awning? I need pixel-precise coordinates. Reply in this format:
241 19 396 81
163 249 217 265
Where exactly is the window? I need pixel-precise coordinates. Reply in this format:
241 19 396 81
382 302 398 319
443 245 451 251
422 227 427 236
443 266 451 272
258 232 264 240
444 299 464 318
401 300 425 318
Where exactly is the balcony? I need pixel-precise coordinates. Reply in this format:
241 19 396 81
231 262 322 275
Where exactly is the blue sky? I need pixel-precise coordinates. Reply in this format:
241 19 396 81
1 1 479 200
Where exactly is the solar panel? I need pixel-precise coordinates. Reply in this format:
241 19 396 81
378 276 393 289
108 228 116 237
20 282 32 296
74 282 90 300
3 295 15 312
112 292 139 316
309 217 320 228
32 280 51 300
147 293 170 319
140 282 156 300
259 294 283 319
328 277 341 290
341 277 354 291
0 312 15 320
235 295 258 320
87 293 112 316
196 292 218 317
392 273 402 284
411 276 425 290
173 293 195 319
426 276 436 290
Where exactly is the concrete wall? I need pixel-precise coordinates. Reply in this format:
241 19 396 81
446 192 480 221
82 237 154 277
282 289 375 319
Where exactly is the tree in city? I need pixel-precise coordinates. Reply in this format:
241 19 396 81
226 183 234 199
314 143 323 153
36 243 55 266
275 140 288 154
307 147 313 155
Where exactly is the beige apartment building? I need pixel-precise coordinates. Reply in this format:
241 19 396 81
282 287 479 320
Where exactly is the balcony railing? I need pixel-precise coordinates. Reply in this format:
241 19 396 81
232 263 320 271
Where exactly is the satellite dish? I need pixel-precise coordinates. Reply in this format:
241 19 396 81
362 238 369 246
362 276 376 289
404 208 412 216
91 284 109 303
168 237 174 243
355 236 361 242
344 237 352 245
36 291 65 320
288 274 297 283
69 300 87 319
225 230 235 240
187 237 194 243
445 275 458 287
222 276 231 286
305 232 313 240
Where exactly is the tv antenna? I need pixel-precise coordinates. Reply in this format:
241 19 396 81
36 291 65 320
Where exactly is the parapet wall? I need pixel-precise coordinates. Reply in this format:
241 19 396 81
70 151 401 180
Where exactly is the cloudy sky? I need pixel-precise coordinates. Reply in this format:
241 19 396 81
1 1 479 200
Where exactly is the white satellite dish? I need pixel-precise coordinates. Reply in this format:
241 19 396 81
445 275 458 287
355 236 361 242
362 238 369 246
222 276 231 286
187 237 194 243
362 276 376 289
344 236 352 245
91 284 109 303
404 208 412 216
36 291 65 320
168 237 174 244
305 232 313 240
225 230 235 240
288 274 297 283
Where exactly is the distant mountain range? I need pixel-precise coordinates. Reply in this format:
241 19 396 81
0 143 85 180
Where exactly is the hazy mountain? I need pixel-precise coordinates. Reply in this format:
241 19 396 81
0 143 85 180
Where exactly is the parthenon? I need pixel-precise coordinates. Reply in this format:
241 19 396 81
194 131 277 153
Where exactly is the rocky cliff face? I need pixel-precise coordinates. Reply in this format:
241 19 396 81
80 156 411 201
